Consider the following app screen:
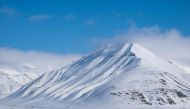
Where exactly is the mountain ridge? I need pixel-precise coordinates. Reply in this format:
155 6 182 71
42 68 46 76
1 42 190 109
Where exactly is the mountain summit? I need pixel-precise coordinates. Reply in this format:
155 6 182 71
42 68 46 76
1 43 190 109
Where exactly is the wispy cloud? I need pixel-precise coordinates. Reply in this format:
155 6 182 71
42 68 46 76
28 14 51 21
91 26 190 64
0 47 82 72
85 19 97 26
0 6 19 16
64 14 76 20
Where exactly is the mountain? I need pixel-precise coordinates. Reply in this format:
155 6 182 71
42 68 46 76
0 51 81 99
0 63 76 99
0 63 55 99
1 43 190 109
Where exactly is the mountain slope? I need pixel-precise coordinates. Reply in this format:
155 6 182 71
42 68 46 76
1 43 190 109
0 64 43 99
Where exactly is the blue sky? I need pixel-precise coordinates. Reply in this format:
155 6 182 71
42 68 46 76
0 0 190 54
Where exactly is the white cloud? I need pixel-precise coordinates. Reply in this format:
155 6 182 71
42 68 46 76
0 47 82 72
28 14 51 21
91 26 190 66
0 6 19 16
64 14 76 20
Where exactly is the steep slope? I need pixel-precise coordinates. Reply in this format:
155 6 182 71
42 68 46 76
1 43 190 109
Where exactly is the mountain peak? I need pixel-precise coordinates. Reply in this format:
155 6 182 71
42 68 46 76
2 42 190 109
101 42 156 62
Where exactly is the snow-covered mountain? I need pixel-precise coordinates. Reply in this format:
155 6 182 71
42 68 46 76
1 43 190 109
0 63 56 99
0 50 81 99
0 64 40 99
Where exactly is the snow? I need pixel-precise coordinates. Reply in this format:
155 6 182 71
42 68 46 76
0 64 42 99
0 42 190 109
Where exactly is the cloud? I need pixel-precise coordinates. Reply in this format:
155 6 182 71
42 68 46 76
0 6 19 16
91 26 190 64
28 14 51 21
0 47 82 73
64 14 76 20
85 19 97 26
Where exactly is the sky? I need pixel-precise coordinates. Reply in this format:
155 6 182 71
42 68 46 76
0 0 190 53
0 0 190 71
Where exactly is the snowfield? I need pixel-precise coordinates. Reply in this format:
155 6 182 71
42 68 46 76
0 43 190 109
